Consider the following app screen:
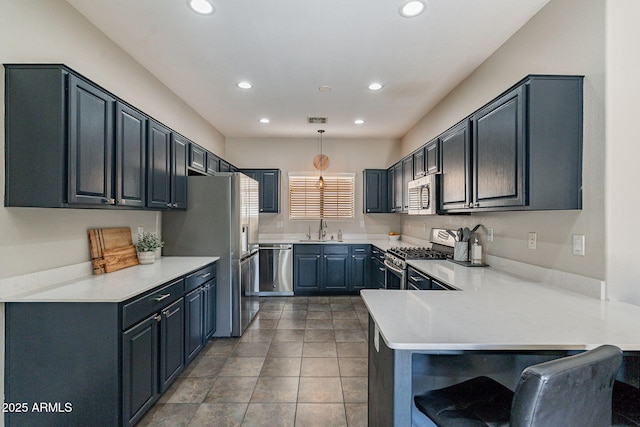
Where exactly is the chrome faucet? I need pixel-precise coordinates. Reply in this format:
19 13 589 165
319 219 327 240
306 225 312 240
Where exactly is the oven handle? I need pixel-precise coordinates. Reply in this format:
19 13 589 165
408 282 420 291
384 259 405 275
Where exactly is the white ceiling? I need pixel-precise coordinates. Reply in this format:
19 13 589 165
64 0 551 139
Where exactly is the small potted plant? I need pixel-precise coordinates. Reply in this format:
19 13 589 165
135 232 164 264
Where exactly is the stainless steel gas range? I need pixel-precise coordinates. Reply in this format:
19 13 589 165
384 228 455 289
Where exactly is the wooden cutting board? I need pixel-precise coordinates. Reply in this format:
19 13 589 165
88 227 139 274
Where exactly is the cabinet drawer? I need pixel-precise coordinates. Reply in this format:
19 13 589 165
323 245 349 255
185 264 216 292
294 244 322 255
351 244 370 254
122 278 184 330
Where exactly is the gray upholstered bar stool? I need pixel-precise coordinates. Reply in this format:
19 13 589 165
414 345 622 427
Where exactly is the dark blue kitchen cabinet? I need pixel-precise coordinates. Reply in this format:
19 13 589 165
207 152 220 174
425 138 440 175
146 122 188 210
123 313 159 427
68 74 116 206
401 155 413 213
370 246 386 289
171 133 189 209
471 85 525 209
294 244 374 294
393 162 403 212
188 143 207 174
363 169 388 213
439 120 472 211
219 159 231 172
240 169 281 213
323 245 350 291
204 279 217 339
387 166 395 213
185 288 204 364
116 102 147 207
4 262 216 427
351 245 371 290
413 147 426 179
439 75 583 213
294 245 323 293
146 120 172 209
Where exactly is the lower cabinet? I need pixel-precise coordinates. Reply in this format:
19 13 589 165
4 261 217 427
294 244 374 295
370 246 386 289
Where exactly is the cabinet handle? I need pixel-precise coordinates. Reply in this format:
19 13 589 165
316 255 320 259
166 203 173 208
103 198 115 205
120 199 126 205
154 293 171 302
468 202 475 208
378 267 385 272
324 255 327 258
172 203 179 208
154 314 162 322
163 307 181 318
201 272 211 279
409 276 426 282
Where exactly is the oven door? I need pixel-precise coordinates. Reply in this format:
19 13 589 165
384 259 406 290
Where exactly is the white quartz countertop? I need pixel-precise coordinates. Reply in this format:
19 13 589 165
1 257 219 303
361 260 640 351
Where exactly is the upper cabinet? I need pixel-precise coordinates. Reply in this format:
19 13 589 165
363 169 388 214
240 169 281 213
146 122 188 210
4 64 149 209
439 75 583 213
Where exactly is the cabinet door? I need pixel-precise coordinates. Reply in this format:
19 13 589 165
115 102 146 207
160 298 185 392
203 279 217 339
351 255 370 290
393 162 403 212
260 170 280 213
294 246 322 293
472 86 525 208
146 120 172 209
207 152 219 174
122 315 159 427
323 246 350 291
439 121 471 211
219 160 231 172
189 143 207 173
387 167 395 212
413 148 426 178
364 169 388 213
171 134 189 209
425 139 440 175
401 156 413 212
68 74 115 206
185 288 204 364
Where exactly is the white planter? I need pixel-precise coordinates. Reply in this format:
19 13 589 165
137 251 156 265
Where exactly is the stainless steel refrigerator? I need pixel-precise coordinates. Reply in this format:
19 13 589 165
162 173 259 337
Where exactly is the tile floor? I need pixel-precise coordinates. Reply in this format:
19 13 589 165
138 295 369 427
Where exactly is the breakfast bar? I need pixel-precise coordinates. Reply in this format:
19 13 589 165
361 261 640 426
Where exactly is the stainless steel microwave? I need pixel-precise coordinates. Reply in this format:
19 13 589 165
408 174 437 215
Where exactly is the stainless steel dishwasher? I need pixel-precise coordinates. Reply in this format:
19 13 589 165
258 244 293 296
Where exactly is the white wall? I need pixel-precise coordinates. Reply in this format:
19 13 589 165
226 137 401 237
0 0 225 279
605 0 640 304
400 0 607 282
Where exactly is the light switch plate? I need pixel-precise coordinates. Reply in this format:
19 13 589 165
528 232 537 250
572 234 585 256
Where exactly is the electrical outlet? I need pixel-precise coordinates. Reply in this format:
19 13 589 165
137 226 144 237
488 228 494 242
360 220 365 228
276 221 284 228
528 232 537 250
572 234 585 256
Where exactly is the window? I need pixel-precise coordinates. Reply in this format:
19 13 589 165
289 173 355 219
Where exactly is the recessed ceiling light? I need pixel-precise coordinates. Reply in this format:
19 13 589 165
237 81 252 89
318 85 332 92
354 119 365 125
368 82 383 91
187 0 215 15
399 0 426 18
259 118 270 124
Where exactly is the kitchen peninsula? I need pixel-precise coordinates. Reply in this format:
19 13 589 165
362 261 640 426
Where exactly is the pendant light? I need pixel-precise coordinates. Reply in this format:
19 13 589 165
315 129 326 189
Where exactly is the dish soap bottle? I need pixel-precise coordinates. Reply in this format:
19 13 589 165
471 238 482 265
337 229 343 242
